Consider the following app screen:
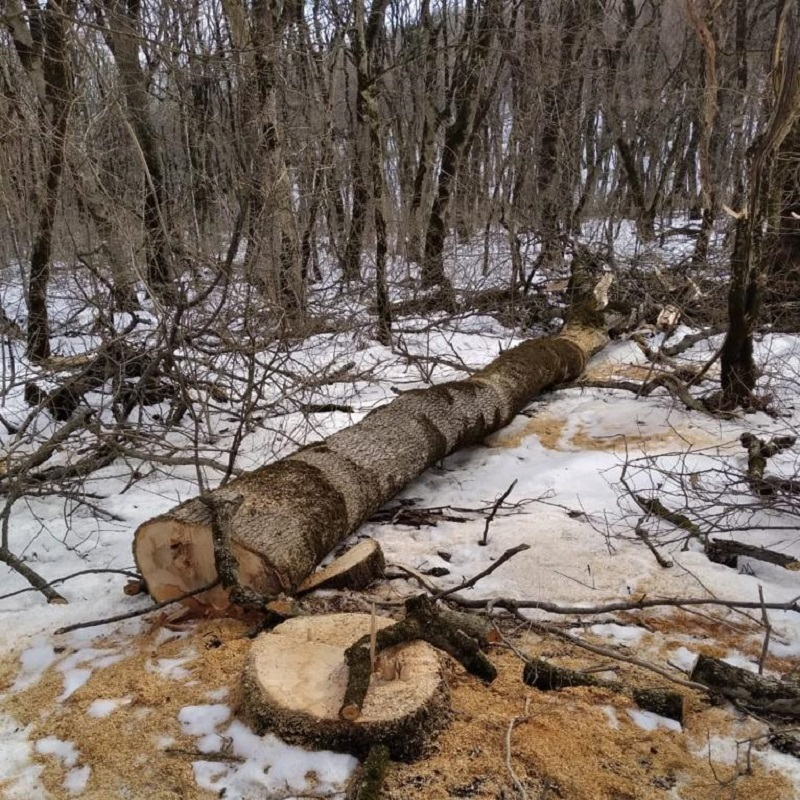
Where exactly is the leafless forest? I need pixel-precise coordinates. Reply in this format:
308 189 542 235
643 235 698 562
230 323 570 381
3 0 798 336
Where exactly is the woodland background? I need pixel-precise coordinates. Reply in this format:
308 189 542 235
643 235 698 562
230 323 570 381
3 0 799 353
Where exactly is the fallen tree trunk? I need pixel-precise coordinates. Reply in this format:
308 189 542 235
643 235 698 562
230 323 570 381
134 271 611 610
28 341 149 421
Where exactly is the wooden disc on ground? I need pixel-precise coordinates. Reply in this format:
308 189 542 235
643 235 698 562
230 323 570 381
240 613 449 760
297 539 386 594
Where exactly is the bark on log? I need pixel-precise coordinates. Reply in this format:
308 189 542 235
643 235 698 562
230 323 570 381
241 613 449 760
705 539 800 571
133 280 610 610
340 595 496 722
297 539 386 595
345 745 391 800
522 657 685 723
690 654 800 721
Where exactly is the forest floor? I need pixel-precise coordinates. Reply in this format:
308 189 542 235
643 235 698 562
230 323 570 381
1 232 800 799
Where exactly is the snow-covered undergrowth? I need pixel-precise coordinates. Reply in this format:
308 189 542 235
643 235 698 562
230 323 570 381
1 225 799 798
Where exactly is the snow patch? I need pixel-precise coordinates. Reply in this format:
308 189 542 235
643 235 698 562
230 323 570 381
12 644 59 691
178 704 232 736
35 736 80 767
177 706 357 799
64 765 91 794
87 698 129 718
627 709 681 732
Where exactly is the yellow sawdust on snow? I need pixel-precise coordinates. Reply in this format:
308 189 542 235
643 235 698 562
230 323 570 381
626 606 800 679
0 612 795 800
384 641 794 800
485 413 721 452
0 618 251 800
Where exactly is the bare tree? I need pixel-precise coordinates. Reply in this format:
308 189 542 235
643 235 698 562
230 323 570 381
421 0 504 290
720 0 800 407
5 0 77 361
96 0 174 301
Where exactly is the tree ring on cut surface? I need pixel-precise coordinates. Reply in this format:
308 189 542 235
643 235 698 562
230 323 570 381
240 613 450 760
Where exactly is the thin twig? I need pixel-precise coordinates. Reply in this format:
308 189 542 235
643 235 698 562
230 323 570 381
517 613 705 691
435 543 531 601
480 479 518 545
757 585 772 676
634 520 673 568
385 562 442 593
449 592 800 616
165 747 245 763
0 567 141 601
54 580 220 635
0 545 67 604
505 698 531 799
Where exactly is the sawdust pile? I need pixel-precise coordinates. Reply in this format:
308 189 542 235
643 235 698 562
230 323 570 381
485 412 721 453
0 611 796 800
384 643 794 800
0 618 251 800
634 607 799 676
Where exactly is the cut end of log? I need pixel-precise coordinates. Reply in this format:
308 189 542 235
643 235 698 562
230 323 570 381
339 703 361 722
240 613 450 760
133 516 281 610
297 539 385 594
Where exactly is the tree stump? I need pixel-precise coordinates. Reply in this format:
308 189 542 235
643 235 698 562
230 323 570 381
241 613 450 760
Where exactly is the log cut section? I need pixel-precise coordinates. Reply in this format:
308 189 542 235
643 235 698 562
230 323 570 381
241 613 449 760
133 267 611 609
297 539 385 594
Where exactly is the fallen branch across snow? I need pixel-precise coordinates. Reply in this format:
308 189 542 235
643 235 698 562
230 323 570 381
54 580 221 635
450 593 800 617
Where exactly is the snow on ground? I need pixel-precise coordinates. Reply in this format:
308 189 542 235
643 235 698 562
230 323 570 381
1 234 800 797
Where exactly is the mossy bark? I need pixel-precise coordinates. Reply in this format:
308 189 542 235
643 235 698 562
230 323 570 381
346 745 391 800
691 654 800 721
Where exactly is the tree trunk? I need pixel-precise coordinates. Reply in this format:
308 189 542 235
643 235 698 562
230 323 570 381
241 0 303 314
134 268 611 610
421 0 502 289
720 2 800 407
6 0 77 362
100 0 173 299
685 0 720 267
406 0 442 264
